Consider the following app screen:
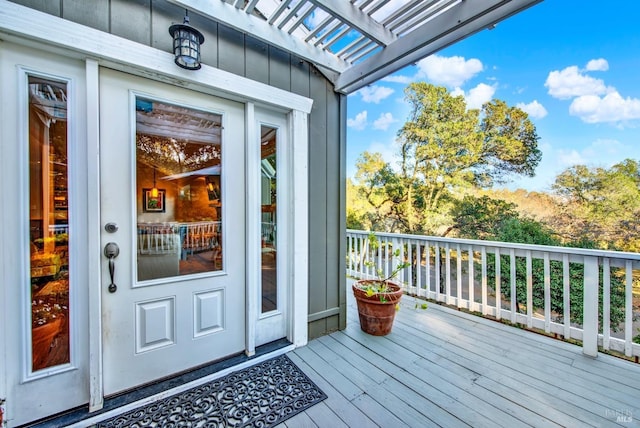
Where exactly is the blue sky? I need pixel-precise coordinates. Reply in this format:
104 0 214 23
346 1 640 192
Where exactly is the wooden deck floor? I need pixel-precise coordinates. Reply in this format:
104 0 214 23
280 280 640 427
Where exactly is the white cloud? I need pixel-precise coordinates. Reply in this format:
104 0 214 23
585 58 609 72
357 85 394 104
556 139 628 169
546 59 640 125
545 65 608 99
582 138 627 158
452 83 496 109
416 55 483 88
569 91 640 123
556 148 587 167
381 74 412 84
347 110 368 130
373 112 397 131
516 100 548 119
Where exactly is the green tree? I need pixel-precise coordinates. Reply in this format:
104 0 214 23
354 83 541 235
447 195 519 239
551 159 640 251
346 178 369 230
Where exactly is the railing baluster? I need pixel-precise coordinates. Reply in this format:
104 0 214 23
468 245 474 311
544 252 551 333
406 239 413 292
481 247 487 316
510 248 516 324
347 235 352 274
364 236 370 278
625 260 633 357
602 258 611 351
389 238 395 279
426 242 431 296
376 236 383 279
435 243 441 302
583 256 599 357
495 248 501 320
526 250 533 329
456 244 462 309
378 239 388 277
445 243 451 305
563 254 570 339
416 241 422 297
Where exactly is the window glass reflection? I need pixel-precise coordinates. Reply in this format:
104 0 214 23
261 126 277 312
136 98 223 281
29 76 71 371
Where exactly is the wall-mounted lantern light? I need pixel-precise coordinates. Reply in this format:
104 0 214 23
169 10 205 70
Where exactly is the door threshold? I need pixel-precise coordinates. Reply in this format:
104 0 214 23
21 339 293 428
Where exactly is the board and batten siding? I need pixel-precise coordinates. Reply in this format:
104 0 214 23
10 0 347 339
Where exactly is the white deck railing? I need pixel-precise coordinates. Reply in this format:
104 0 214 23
347 229 640 359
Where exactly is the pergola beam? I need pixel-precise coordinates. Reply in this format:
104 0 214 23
307 0 396 46
335 0 542 93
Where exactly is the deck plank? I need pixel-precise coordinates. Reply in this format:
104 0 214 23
342 323 543 428
283 281 640 427
302 402 349 428
394 298 637 425
287 353 379 428
391 321 617 427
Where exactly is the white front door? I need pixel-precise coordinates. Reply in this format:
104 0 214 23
0 43 90 426
99 68 246 395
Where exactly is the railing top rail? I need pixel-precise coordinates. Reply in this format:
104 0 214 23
346 229 640 261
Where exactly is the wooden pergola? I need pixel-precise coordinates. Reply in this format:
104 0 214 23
167 0 541 94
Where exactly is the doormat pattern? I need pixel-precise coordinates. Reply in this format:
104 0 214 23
96 354 326 428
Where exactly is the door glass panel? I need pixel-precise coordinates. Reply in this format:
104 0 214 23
261 126 277 312
136 97 223 281
28 76 71 371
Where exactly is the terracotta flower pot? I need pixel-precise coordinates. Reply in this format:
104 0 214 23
352 280 403 336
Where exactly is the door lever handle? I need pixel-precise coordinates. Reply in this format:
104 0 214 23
104 242 120 293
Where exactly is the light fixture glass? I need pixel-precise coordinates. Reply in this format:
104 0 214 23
151 168 159 197
169 10 205 70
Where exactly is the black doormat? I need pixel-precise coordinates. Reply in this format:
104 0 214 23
96 354 327 428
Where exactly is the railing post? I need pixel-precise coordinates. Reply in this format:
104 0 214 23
391 237 399 281
583 256 599 358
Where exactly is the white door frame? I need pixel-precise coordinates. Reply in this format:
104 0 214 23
1 0 311 417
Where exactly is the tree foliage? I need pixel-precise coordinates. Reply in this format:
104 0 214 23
550 159 640 252
353 83 541 235
448 195 519 239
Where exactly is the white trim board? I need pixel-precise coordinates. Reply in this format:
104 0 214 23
0 0 313 114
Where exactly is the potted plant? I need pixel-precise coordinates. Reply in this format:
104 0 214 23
352 233 410 336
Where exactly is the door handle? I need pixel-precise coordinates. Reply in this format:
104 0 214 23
104 242 120 293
